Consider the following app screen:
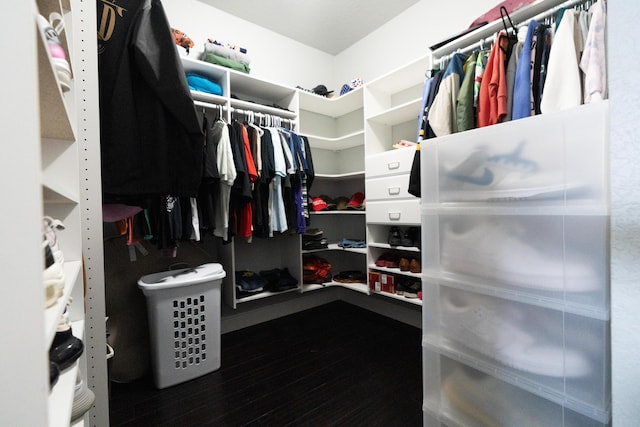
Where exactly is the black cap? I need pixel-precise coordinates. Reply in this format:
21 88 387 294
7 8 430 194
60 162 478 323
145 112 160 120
312 84 333 96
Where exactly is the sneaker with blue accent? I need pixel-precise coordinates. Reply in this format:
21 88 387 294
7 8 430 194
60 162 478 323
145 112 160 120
442 142 569 201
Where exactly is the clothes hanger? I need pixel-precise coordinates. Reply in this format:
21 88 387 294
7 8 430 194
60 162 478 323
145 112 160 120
500 6 518 39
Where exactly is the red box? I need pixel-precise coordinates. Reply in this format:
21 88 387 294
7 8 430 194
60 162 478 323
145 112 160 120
368 270 395 293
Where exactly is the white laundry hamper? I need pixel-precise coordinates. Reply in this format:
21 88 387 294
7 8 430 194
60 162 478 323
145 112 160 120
138 263 225 389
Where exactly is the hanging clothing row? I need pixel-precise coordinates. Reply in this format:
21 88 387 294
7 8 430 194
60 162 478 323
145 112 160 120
418 0 606 140
154 111 315 250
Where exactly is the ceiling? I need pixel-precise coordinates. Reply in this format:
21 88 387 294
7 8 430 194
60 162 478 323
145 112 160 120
197 0 421 55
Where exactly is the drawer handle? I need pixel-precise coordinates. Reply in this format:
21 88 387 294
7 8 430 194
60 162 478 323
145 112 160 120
387 161 400 170
388 212 401 221
388 186 401 195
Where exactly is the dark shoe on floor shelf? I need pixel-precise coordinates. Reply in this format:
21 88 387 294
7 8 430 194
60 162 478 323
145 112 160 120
406 226 421 248
395 277 411 296
388 226 403 246
333 270 366 284
49 328 84 371
404 281 421 298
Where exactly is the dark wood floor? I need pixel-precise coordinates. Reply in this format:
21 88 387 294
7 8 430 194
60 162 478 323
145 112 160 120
109 301 423 426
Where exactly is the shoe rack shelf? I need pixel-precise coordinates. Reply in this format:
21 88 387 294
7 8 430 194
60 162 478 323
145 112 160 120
363 56 425 306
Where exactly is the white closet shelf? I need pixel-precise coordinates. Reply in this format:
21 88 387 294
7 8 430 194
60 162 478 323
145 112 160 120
310 210 366 216
235 287 301 304
190 90 226 106
366 98 422 126
371 289 423 306
302 243 367 255
303 130 364 151
368 264 421 279
43 181 80 204
314 170 365 180
230 98 297 119
229 69 296 103
302 282 369 295
298 87 363 117
368 242 420 253
181 56 228 83
366 55 429 94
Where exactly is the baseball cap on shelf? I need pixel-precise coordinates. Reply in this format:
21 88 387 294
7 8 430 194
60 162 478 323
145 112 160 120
312 84 333 96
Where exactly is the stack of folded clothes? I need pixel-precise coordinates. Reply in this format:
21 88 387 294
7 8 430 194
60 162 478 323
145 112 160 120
201 39 251 73
186 72 223 95
303 228 328 250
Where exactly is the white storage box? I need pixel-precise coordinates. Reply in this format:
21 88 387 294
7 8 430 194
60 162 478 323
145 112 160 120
422 286 610 421
423 350 610 427
138 263 226 389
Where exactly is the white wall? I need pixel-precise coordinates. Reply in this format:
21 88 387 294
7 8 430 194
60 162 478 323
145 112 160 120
162 0 335 90
163 0 498 92
332 0 497 89
609 0 640 425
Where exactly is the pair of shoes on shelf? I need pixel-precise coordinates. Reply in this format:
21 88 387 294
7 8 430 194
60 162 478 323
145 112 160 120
333 270 366 284
375 252 399 268
50 310 84 373
388 226 420 247
303 255 332 284
395 278 421 298
399 257 421 273
259 268 298 292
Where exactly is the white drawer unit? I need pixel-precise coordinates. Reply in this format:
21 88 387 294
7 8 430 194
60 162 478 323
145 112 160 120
366 148 416 178
365 174 413 201
366 199 420 225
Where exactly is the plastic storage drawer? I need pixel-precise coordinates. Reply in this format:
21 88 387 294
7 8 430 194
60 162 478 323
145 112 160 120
422 349 610 426
420 212 609 316
420 102 608 208
138 263 226 389
366 148 415 178
366 199 420 225
422 285 610 421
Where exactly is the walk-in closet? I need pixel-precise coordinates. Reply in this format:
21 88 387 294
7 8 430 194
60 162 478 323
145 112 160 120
4 0 638 425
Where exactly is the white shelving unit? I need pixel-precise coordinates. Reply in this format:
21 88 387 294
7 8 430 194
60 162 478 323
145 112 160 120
362 56 427 306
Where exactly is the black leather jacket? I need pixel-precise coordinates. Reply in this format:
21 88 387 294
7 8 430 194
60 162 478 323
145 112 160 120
97 0 203 199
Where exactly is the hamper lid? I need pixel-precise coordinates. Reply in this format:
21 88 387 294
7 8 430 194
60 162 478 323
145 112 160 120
138 263 225 291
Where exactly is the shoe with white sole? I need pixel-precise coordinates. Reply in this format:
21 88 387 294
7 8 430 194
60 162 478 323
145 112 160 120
43 244 64 308
43 216 65 264
37 14 72 92
440 289 591 378
442 142 575 201
440 219 598 292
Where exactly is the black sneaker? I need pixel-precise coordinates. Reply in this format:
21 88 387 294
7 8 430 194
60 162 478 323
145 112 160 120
404 281 421 299
388 226 402 246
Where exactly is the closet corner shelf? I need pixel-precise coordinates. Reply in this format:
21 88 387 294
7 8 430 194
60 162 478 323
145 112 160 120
298 87 364 117
181 56 227 83
302 130 364 151
230 98 297 119
228 68 297 103
310 210 366 216
302 243 367 255
302 282 369 295
190 90 226 106
366 97 423 126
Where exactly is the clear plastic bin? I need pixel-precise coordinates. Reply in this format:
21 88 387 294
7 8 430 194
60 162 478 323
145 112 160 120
138 263 225 389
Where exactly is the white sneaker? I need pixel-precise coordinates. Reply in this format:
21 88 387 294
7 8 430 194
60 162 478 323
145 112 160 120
441 289 591 378
440 219 599 292
43 216 65 264
441 142 572 201
442 365 564 427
